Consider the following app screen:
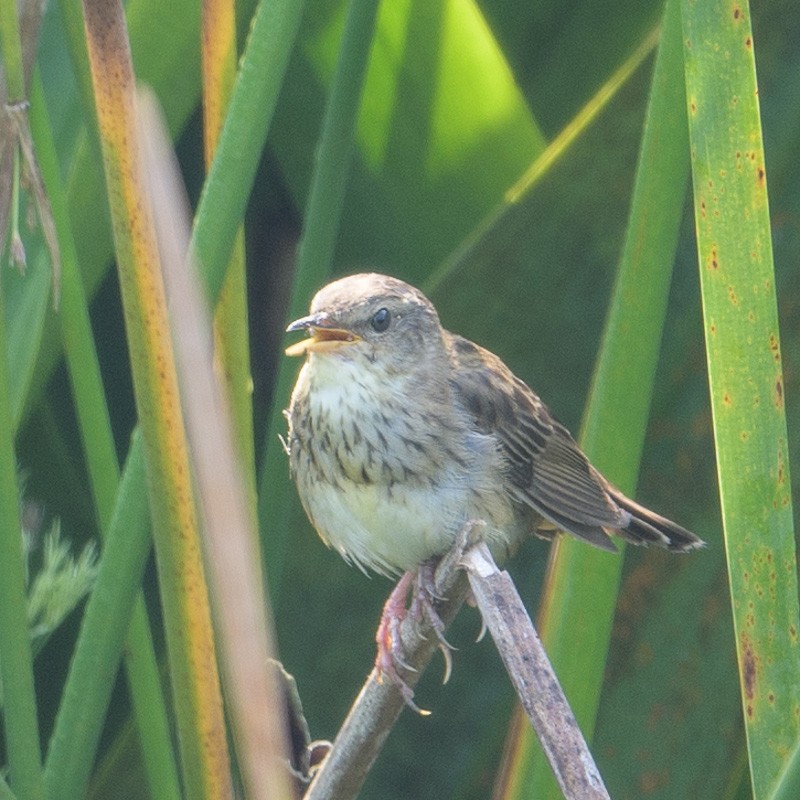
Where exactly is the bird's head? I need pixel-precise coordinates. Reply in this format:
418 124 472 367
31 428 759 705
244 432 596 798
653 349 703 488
285 273 445 372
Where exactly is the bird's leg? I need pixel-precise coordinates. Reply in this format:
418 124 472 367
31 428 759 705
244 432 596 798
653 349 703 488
375 570 419 707
375 522 485 710
375 560 455 711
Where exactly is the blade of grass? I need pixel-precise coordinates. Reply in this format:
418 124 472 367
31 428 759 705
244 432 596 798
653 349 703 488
191 0 306 303
495 2 691 795
43 434 157 800
774 736 800 800
424 23 660 296
5 247 50 430
55 0 99 147
192 0 308 594
0 6 44 773
201 0 257 508
140 87 293 799
82 0 231 795
0 201 44 800
30 71 180 800
28 72 118 548
0 775 16 800
269 0 549 286
256 0 381 590
0 0 25 101
0 775 17 800
680 2 800 796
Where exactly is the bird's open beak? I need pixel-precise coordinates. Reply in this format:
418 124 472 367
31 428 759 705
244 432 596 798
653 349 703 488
285 313 361 357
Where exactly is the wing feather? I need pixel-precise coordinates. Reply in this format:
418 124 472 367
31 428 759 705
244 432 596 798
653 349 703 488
446 333 624 546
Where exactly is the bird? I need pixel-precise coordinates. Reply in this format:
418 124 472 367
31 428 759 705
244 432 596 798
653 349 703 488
284 273 703 697
285 272 702 567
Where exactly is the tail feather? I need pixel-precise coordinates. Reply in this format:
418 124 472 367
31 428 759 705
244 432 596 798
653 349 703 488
609 489 705 553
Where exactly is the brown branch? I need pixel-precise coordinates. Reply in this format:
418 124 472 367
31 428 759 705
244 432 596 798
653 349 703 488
462 542 610 800
305 527 611 800
304 541 471 800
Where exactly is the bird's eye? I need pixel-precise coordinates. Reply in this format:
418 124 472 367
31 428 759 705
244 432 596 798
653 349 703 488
371 307 391 332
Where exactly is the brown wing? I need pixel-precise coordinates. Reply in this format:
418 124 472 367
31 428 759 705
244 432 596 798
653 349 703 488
446 332 625 552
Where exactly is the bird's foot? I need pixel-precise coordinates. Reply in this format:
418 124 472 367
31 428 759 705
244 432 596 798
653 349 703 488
375 522 486 713
375 561 454 714
375 570 426 712
409 560 455 682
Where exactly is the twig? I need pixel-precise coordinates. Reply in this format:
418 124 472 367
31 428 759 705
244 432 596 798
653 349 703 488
461 542 609 800
304 542 471 800
306 528 609 800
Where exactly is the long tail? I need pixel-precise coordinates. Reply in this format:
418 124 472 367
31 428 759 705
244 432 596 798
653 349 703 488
608 488 705 553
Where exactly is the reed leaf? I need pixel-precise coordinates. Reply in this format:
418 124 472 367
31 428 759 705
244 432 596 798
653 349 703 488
681 1 800 796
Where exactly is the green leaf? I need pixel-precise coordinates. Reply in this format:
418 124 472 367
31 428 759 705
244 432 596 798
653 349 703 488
270 0 548 281
43 435 154 800
681 0 800 796
774 737 800 800
4 250 50 430
0 219 44 800
0 773 17 800
497 2 697 796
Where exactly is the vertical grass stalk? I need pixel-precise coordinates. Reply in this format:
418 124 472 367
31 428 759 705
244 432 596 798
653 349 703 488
201 0 256 506
191 0 306 302
82 0 231 795
29 72 180 800
0 275 44 800
681 1 800 795
497 2 690 795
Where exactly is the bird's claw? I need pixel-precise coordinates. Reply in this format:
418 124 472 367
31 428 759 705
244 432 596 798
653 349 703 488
374 522 488 710
375 561 455 713
375 571 422 710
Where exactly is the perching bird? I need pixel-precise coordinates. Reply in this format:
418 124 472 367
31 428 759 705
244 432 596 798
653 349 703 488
285 272 703 580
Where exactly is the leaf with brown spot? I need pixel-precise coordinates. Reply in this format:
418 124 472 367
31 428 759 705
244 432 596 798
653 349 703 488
682 0 800 794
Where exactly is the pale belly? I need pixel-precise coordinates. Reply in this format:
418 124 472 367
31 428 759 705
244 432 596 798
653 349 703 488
299 475 479 575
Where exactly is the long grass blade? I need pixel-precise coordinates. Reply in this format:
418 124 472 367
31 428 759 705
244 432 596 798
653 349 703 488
191 0 306 302
496 2 692 795
0 229 44 800
0 777 15 800
81 0 231 795
425 24 659 296
43 435 155 800
0 7 44 779
201 0 256 508
30 71 180 800
680 1 800 796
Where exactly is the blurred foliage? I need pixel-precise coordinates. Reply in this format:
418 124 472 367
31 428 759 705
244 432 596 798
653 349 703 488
1 0 798 798
0 514 97 708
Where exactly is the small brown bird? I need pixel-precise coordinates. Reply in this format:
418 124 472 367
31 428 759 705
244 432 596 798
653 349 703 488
285 273 703 579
